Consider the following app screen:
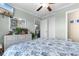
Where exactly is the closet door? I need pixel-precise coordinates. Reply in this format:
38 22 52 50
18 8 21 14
40 17 55 39
48 16 55 39
40 19 47 39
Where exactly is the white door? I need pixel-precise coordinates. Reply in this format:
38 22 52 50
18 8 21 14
48 16 55 39
40 16 55 39
40 19 47 39
68 9 79 42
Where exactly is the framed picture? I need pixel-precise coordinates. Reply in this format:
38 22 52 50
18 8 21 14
17 18 26 28
9 17 26 31
10 18 17 29
70 20 74 23
77 19 79 23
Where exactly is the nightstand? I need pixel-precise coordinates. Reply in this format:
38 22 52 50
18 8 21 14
0 44 3 56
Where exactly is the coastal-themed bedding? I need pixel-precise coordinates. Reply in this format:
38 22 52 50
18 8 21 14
3 38 79 56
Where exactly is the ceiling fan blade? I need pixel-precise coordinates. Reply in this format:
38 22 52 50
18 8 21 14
47 6 52 11
49 3 55 4
36 6 43 11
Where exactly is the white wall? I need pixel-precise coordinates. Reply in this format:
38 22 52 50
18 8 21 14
55 11 66 39
0 8 40 44
14 8 40 33
40 4 79 40
55 4 79 40
0 15 10 44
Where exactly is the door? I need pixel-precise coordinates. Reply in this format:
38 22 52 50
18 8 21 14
40 19 47 39
48 16 55 39
40 16 55 39
68 9 79 42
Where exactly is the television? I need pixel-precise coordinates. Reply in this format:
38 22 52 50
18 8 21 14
0 3 14 18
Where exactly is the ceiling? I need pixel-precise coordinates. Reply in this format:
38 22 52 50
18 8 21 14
10 3 74 19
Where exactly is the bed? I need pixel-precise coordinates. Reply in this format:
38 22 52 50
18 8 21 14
3 38 79 56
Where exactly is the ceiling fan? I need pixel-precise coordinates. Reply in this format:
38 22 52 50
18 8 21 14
36 3 54 12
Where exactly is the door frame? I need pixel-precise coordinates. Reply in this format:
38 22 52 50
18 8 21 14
66 8 79 41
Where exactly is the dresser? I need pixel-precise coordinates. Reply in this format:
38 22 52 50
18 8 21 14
4 34 32 51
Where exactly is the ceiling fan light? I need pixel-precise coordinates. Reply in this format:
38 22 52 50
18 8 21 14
42 3 48 7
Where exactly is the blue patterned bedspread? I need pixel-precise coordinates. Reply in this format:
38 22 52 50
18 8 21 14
3 38 79 56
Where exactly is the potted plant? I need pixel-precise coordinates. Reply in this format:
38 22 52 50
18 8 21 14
30 32 36 40
15 27 22 34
